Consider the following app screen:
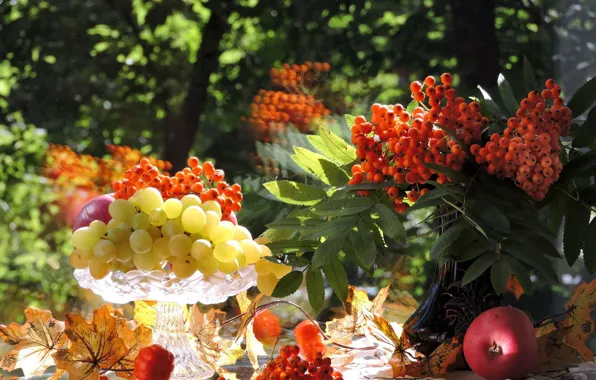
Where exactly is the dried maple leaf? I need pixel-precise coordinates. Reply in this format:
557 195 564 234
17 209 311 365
0 308 68 377
536 326 582 372
236 292 266 370
505 275 525 300
326 286 388 342
189 304 243 372
110 314 152 379
561 278 596 361
535 320 559 338
419 335 465 377
133 300 157 329
52 306 129 380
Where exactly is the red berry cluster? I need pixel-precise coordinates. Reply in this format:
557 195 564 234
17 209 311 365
270 62 331 88
112 157 243 217
247 90 331 140
349 73 488 213
256 345 343 380
470 79 570 200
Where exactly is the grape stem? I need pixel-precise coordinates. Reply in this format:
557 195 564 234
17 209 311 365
222 299 378 352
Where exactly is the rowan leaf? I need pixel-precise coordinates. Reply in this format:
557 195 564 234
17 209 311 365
561 278 596 360
420 335 465 377
263 180 327 206
317 126 357 165
0 308 68 377
52 306 129 380
536 326 582 372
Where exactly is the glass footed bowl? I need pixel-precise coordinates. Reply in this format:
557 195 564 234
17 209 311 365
74 267 258 380
74 266 257 304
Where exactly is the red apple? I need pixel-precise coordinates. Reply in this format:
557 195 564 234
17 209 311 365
223 211 238 226
463 306 537 380
72 194 115 231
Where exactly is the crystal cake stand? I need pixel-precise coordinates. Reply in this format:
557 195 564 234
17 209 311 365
75 267 258 379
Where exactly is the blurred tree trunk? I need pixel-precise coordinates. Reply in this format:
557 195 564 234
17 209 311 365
450 0 500 90
163 5 231 170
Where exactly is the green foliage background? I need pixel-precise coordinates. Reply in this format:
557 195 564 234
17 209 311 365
0 0 595 326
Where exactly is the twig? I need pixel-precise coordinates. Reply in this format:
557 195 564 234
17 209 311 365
222 300 378 352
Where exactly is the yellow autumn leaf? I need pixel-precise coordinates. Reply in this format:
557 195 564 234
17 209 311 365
133 300 158 329
561 278 596 361
0 308 68 377
236 292 267 370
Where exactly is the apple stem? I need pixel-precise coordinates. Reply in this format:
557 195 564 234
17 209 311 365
489 341 503 357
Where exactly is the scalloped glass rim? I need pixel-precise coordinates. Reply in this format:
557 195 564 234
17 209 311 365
74 267 257 304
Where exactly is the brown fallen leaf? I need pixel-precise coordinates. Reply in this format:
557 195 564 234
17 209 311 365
0 308 68 377
52 306 129 380
536 326 582 372
110 313 152 379
420 335 465 377
561 278 596 361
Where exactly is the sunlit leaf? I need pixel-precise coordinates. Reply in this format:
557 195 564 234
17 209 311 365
236 292 266 370
263 180 326 206
133 300 157 329
420 335 464 376
0 308 68 377
52 306 129 380
561 279 596 360
536 326 582 372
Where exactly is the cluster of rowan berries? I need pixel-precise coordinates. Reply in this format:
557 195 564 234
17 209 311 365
44 144 172 193
349 73 489 213
470 79 571 200
112 157 243 218
248 90 331 139
270 62 332 88
255 345 343 380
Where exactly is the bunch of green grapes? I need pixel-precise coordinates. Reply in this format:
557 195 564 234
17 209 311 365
69 187 288 283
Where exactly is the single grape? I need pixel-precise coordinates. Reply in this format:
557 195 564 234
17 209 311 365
171 257 198 278
149 208 168 226
131 213 150 230
147 226 162 240
89 220 108 238
72 227 101 251
196 255 218 276
119 221 132 231
240 240 262 264
232 226 252 241
189 232 203 241
168 234 192 256
213 240 240 262
217 259 239 274
93 239 117 263
209 221 234 243
110 261 128 273
236 252 247 268
129 229 153 254
70 249 91 269
181 194 202 209
108 199 136 222
181 206 206 234
152 237 171 258
190 239 213 260
257 273 279 296
163 198 183 219
133 251 159 272
162 220 184 238
115 241 134 262
89 259 111 280
107 218 122 230
260 244 272 257
106 227 127 243
201 211 221 238
201 200 222 219
136 187 164 214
